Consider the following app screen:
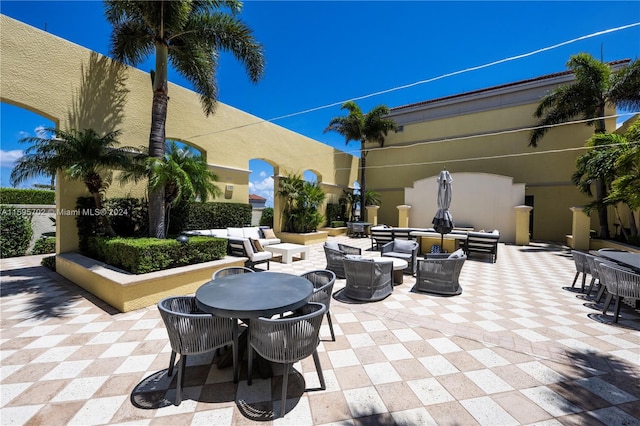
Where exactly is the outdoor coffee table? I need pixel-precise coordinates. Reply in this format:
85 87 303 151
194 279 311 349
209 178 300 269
264 243 311 263
372 256 408 284
196 272 313 381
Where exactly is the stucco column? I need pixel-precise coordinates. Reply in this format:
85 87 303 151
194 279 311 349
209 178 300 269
397 205 411 228
514 205 533 246
272 174 283 234
365 205 380 226
570 206 591 250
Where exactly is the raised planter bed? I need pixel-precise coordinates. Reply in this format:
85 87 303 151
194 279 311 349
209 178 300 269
278 231 328 245
56 253 245 312
319 227 348 237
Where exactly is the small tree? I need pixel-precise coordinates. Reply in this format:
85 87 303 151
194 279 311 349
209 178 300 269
278 173 326 233
0 208 33 258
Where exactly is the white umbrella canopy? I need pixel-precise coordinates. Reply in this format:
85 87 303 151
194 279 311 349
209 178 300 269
432 170 454 246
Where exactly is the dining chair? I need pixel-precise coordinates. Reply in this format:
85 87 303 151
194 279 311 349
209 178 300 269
157 296 237 405
300 269 337 341
570 251 590 291
212 266 255 280
248 302 327 418
583 253 600 295
599 263 640 323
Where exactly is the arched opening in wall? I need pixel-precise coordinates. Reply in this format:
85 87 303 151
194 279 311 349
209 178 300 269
249 158 275 226
1 102 56 189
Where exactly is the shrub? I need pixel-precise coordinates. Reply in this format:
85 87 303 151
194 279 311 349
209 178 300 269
88 236 227 274
32 237 56 255
331 220 346 228
0 188 55 205
259 207 274 227
326 203 344 224
41 255 56 271
0 207 33 258
172 202 252 232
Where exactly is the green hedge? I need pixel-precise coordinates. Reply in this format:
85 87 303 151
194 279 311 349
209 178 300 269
0 188 55 205
42 255 56 271
88 236 228 274
171 202 252 232
32 237 56 255
0 207 33 258
259 207 274 227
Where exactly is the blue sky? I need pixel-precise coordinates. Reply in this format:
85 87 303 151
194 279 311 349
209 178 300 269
1 1 639 207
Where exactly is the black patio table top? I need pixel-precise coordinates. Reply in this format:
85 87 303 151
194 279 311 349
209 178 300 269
195 271 313 319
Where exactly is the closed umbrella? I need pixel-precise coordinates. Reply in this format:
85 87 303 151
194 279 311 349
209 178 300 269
432 170 454 249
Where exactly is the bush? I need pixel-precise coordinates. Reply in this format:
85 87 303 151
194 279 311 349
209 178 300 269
259 207 274 227
32 237 56 255
331 220 346 228
0 207 33 258
326 203 344 224
171 202 252 232
41 255 56 271
87 236 228 274
0 188 55 205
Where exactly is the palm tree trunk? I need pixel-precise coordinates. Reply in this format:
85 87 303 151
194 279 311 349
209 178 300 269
148 42 169 238
92 192 117 237
360 140 367 220
594 105 609 238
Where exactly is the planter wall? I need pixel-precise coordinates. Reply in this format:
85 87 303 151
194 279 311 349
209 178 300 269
319 227 348 237
56 253 245 312
278 231 328 245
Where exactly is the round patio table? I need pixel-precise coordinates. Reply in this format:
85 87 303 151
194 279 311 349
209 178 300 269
196 272 313 318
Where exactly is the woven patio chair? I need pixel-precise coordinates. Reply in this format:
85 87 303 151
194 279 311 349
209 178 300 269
381 239 420 275
415 252 466 296
571 251 590 291
158 296 237 405
212 266 255 280
323 242 362 279
300 269 337 341
583 253 600 295
248 302 327 418
343 257 393 301
599 263 640 323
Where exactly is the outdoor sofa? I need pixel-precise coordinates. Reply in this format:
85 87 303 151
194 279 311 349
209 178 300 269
183 226 281 247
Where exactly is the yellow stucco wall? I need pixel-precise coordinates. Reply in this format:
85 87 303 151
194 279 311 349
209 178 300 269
1 15 358 249
367 78 619 242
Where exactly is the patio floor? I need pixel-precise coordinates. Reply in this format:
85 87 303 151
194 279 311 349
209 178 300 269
1 237 639 425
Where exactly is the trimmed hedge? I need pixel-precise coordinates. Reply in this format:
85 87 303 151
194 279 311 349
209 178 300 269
171 202 252 232
42 255 56 271
259 207 274 227
0 188 55 205
88 236 228 274
32 237 56 255
0 207 33 258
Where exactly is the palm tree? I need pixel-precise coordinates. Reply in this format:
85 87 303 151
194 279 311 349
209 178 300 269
325 101 397 216
529 54 640 238
10 128 140 237
277 173 325 233
105 0 265 238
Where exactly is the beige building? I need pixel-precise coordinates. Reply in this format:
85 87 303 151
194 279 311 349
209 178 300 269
365 64 631 243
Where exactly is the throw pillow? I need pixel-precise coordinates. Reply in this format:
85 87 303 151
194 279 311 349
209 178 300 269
251 238 265 252
325 241 340 251
262 228 277 239
447 249 465 259
394 239 416 253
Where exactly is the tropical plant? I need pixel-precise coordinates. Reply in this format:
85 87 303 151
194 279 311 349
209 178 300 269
277 173 326 233
120 141 221 235
529 53 640 238
325 101 397 213
10 128 140 237
106 0 265 238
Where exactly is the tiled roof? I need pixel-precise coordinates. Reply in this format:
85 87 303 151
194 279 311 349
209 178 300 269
390 59 631 112
249 193 266 201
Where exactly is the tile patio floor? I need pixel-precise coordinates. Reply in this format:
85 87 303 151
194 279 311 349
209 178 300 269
1 236 639 425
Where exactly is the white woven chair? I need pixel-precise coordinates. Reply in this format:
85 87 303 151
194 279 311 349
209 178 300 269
300 270 337 341
158 296 237 405
212 266 255 280
248 302 326 418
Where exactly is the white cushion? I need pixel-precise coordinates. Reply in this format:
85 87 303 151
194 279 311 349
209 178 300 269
251 251 272 262
227 227 244 238
243 227 261 240
447 249 465 259
325 241 340 251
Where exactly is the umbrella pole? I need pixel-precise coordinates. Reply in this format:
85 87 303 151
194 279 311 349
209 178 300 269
440 233 444 250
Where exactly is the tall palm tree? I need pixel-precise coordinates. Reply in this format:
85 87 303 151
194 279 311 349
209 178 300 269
105 0 265 238
10 128 140 237
529 54 640 238
325 101 397 216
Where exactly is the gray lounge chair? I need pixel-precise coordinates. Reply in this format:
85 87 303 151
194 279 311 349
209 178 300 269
415 253 466 295
342 257 393 301
381 239 420 275
323 242 362 279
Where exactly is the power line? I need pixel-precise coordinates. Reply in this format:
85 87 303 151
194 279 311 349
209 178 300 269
187 21 640 141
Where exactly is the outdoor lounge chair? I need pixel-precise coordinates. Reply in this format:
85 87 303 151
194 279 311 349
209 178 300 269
342 257 393 301
415 251 466 295
227 238 272 271
248 302 326 418
300 269 337 341
381 239 420 275
157 296 237 405
323 242 362 279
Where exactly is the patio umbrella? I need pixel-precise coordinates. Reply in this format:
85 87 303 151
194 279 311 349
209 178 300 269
432 170 454 249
